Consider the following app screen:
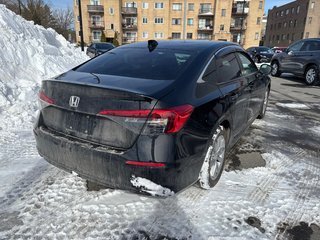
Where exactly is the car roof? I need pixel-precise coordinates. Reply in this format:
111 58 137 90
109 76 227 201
118 40 239 52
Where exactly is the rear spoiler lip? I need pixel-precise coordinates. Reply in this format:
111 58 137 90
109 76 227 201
42 78 157 102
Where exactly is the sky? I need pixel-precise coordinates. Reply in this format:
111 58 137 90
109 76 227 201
47 0 294 14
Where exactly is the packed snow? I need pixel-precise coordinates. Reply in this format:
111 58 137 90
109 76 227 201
275 102 311 110
1 5 320 240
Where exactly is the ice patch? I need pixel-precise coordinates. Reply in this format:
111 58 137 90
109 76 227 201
276 103 311 110
130 176 175 197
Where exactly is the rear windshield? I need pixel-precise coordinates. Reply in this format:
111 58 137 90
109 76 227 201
75 47 196 80
95 43 114 50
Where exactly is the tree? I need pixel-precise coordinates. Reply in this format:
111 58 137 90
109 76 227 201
1 0 73 40
52 7 74 39
112 31 119 46
100 31 106 42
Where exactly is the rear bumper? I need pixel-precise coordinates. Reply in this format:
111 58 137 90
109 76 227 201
33 126 202 194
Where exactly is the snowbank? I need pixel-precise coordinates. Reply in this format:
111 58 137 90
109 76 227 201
0 4 88 129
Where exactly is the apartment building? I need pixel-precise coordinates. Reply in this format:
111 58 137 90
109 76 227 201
74 0 265 49
265 0 320 47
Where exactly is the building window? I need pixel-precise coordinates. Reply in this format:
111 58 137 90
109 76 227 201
309 17 312 24
311 2 315 9
91 0 100 5
172 18 181 25
291 7 295 13
294 20 297 27
172 3 182 11
283 22 287 28
221 9 226 16
142 32 148 38
276 12 279 17
155 2 164 9
286 9 289 15
142 2 148 9
109 8 114 15
92 30 101 41
188 3 194 11
306 32 309 38
155 17 164 24
255 32 259 40
280 11 284 16
259 1 263 9
278 23 281 29
142 17 148 24
257 17 261 25
270 24 273 30
154 32 164 38
111 24 114 29
187 33 193 39
287 33 290 40
282 34 286 40
276 35 280 41
187 18 193 25
289 20 293 27
291 33 295 41
172 32 181 39
297 5 300 13
220 24 224 31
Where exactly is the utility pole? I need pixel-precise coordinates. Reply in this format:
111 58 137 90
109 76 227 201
78 0 85 51
183 0 187 39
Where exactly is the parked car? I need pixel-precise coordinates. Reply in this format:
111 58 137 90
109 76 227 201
86 42 115 58
272 46 287 54
271 38 320 85
246 46 274 63
34 40 271 195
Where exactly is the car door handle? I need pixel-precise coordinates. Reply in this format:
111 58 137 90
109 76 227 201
230 93 238 101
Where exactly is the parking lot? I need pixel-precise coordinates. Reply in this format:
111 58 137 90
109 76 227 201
1 74 320 239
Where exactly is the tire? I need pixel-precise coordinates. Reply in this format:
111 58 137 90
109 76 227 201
304 65 319 85
257 88 270 119
271 61 281 77
199 126 227 189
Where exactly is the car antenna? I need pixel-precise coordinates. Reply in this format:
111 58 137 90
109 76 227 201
148 40 158 52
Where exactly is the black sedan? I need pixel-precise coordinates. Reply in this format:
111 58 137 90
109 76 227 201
86 42 115 58
34 40 271 195
246 46 274 63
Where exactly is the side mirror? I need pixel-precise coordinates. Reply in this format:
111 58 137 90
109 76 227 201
259 64 272 75
288 51 294 56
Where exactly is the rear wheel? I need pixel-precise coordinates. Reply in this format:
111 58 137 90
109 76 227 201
305 65 319 85
199 126 227 189
271 61 281 77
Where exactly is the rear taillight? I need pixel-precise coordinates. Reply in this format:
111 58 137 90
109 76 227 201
39 91 55 104
98 104 194 134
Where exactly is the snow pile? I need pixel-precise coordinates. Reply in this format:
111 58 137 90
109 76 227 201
0 5 88 129
131 176 175 197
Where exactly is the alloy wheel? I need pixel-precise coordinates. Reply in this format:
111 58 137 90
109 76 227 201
306 68 316 84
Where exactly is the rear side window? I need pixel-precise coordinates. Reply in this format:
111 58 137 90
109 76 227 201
300 41 320 51
215 53 241 83
237 52 258 76
75 47 195 80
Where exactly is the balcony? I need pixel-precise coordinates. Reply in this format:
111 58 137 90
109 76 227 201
121 7 137 15
122 36 137 44
230 24 247 31
198 25 213 31
89 21 105 29
197 35 212 40
232 7 249 15
198 8 214 16
122 23 138 30
87 5 104 13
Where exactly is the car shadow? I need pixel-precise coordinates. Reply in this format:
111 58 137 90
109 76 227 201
279 75 320 88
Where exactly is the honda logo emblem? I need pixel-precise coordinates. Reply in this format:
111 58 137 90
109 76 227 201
69 96 80 108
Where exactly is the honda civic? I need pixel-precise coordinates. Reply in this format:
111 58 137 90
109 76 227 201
34 40 271 195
